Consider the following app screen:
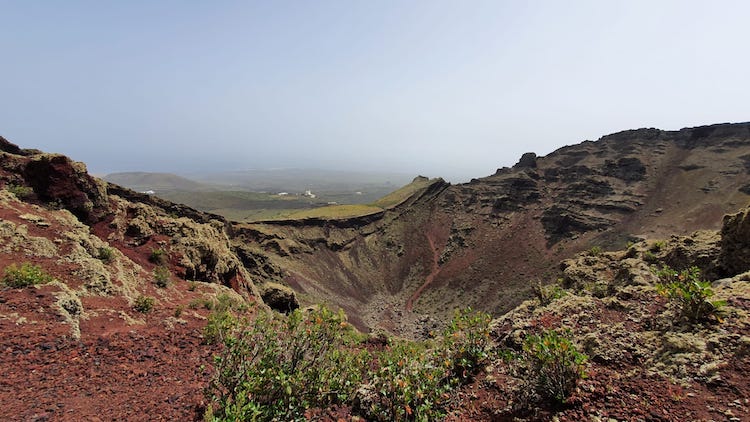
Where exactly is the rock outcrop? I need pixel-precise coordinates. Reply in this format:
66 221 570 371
720 207 750 275
0 142 262 303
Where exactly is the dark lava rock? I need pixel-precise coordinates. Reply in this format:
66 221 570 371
603 157 646 182
260 282 300 314
720 206 750 275
23 154 109 223
513 152 538 169
0 136 23 155
541 205 611 245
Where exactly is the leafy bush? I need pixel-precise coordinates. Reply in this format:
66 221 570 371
205 307 493 422
97 247 115 264
2 262 54 287
133 295 155 313
148 248 167 265
440 307 492 380
655 265 725 323
153 265 170 288
7 184 33 199
205 306 366 421
522 329 587 404
365 340 448 421
358 308 492 421
588 245 602 256
203 307 239 345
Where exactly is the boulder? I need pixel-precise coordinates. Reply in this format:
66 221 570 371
260 282 299 314
720 207 750 275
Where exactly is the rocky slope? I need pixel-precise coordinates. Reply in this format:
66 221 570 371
0 137 263 420
1 124 750 420
450 206 750 421
234 122 750 335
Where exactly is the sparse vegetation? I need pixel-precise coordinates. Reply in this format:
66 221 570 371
532 281 567 306
655 265 725 323
133 295 155 313
6 183 33 199
522 329 587 404
97 246 115 263
650 240 666 252
2 262 54 287
372 177 433 209
284 204 383 220
153 265 170 288
588 245 602 256
149 248 167 265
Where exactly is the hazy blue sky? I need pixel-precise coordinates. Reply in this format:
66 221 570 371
2 1 749 181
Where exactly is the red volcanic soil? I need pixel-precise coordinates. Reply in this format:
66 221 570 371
0 194 234 421
405 232 441 312
0 284 222 421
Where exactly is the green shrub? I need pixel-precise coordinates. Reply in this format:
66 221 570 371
153 265 170 288
655 265 725 323
2 262 54 287
174 305 185 318
205 306 366 421
97 247 115 264
522 329 587 404
440 307 492 380
532 281 567 306
588 245 602 256
204 307 493 422
7 184 33 199
650 240 666 252
365 340 448 421
363 308 492 421
148 248 167 265
203 308 239 345
133 295 155 313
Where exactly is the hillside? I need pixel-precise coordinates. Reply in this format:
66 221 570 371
105 170 418 222
234 122 750 335
103 172 212 192
1 124 750 420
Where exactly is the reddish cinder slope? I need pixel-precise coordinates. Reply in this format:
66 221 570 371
0 137 260 420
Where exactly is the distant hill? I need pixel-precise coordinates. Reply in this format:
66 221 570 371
104 169 420 222
187 168 415 193
103 172 212 192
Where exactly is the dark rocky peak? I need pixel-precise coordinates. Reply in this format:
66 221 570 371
513 152 538 169
0 136 23 155
598 122 750 150
598 127 664 144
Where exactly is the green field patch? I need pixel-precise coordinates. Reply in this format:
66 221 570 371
283 204 383 219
